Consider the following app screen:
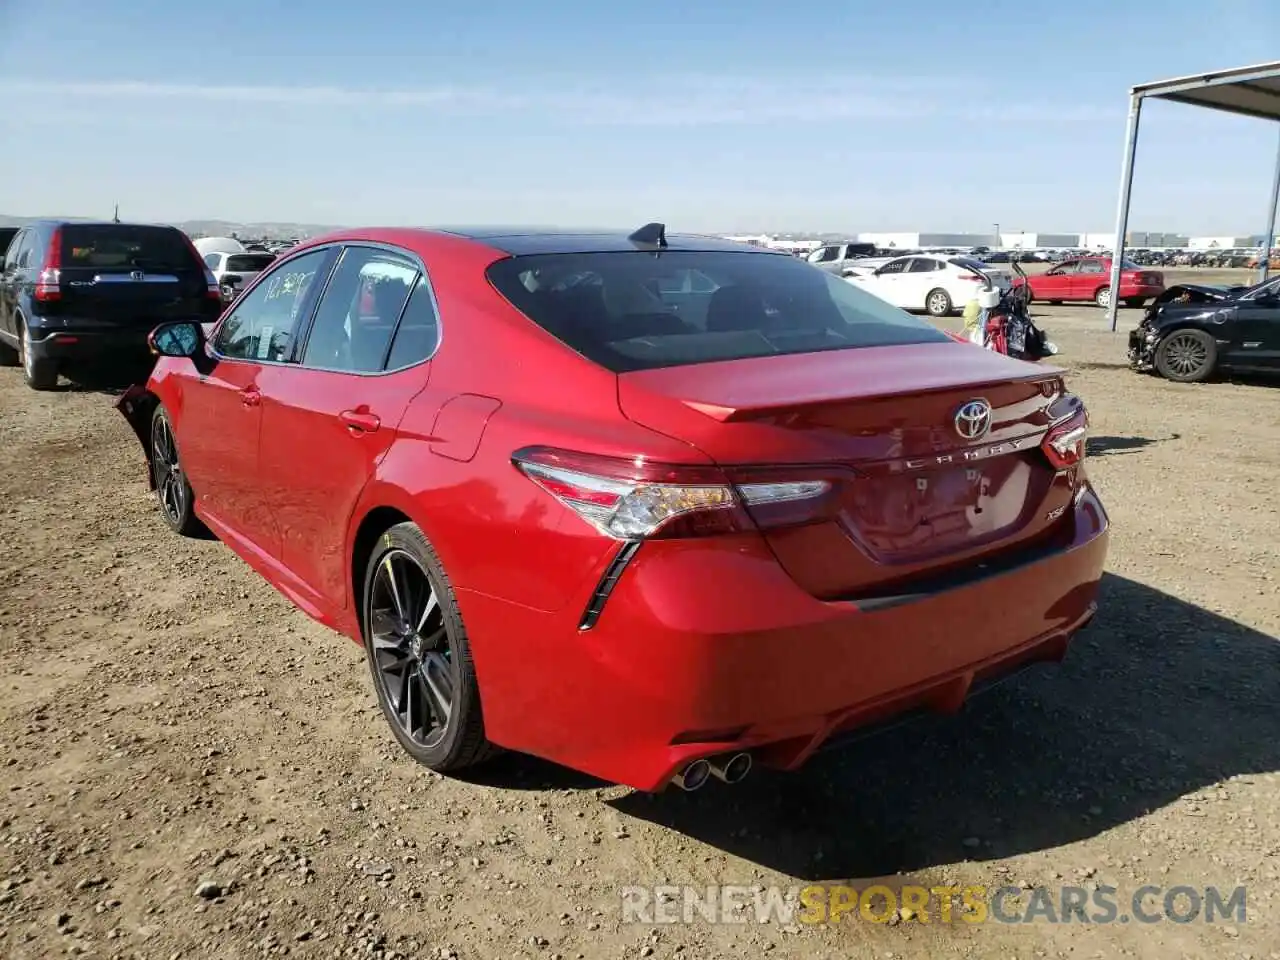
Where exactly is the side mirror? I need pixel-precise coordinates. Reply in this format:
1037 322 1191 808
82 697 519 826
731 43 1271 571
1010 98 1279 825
149 321 203 358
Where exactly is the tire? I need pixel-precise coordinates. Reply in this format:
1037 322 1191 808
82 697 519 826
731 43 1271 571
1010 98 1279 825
1155 329 1217 383
17 319 58 390
925 288 953 317
362 522 497 773
150 405 206 536
1124 297 1146 308
1094 286 1112 309
0 334 17 367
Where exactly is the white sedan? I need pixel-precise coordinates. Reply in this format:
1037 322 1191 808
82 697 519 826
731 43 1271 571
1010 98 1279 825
842 255 1012 317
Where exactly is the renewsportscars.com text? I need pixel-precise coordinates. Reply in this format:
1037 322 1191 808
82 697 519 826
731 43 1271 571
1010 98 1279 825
620 883 1247 926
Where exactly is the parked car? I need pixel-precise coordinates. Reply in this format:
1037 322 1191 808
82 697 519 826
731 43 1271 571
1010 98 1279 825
0 220 224 389
843 254 1012 317
1017 257 1164 309
1128 279 1280 382
116 224 1108 793
805 241 879 274
202 251 277 302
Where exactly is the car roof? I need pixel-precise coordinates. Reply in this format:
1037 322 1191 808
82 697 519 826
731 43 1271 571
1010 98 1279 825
295 226 786 259
432 227 785 257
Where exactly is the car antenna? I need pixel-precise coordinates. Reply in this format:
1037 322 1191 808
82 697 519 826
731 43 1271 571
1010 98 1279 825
112 203 120 224
628 222 667 248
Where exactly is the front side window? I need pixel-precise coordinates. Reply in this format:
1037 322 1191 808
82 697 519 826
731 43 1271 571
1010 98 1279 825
301 247 418 373
213 248 329 362
486 250 950 373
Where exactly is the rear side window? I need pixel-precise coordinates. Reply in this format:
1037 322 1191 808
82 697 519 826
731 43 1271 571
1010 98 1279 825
225 254 275 272
385 275 440 369
61 225 199 272
486 250 949 373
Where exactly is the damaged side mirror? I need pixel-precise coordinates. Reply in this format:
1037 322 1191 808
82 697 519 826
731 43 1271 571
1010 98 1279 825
149 321 203 358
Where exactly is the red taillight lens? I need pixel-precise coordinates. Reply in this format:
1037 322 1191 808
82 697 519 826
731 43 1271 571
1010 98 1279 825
33 227 63 302
511 446 837 540
1042 409 1088 470
179 232 223 301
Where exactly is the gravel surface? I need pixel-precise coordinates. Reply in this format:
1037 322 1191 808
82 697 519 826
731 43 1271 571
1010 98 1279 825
1 268 1277 960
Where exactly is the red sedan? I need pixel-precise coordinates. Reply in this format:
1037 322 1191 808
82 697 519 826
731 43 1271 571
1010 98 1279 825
117 224 1109 793
1019 256 1164 309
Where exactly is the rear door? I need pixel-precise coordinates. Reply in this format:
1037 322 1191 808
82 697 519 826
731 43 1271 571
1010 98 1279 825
256 245 435 608
1075 259 1106 299
55 224 219 330
0 228 26 341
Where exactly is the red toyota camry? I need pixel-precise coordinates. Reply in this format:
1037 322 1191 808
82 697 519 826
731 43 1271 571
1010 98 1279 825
118 224 1108 793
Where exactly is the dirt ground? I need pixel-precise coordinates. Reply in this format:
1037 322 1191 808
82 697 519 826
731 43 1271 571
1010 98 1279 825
1 267 1278 960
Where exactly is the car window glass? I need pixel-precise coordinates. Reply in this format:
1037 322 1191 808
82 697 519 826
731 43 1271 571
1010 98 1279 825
213 249 328 362
1079 261 1104 274
302 247 417 373
878 259 907 274
203 253 222 270
385 274 440 369
486 250 950 373
907 258 937 273
3 230 24 270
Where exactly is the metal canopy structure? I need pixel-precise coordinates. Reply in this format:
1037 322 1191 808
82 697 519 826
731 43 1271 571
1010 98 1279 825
1106 61 1280 331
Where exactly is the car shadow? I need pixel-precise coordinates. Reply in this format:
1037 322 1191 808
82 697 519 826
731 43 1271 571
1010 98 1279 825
607 573 1280 881
1085 434 1177 458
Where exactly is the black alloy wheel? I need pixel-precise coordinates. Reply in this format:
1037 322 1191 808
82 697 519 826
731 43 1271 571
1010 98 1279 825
362 523 495 772
1155 329 1216 383
150 406 204 536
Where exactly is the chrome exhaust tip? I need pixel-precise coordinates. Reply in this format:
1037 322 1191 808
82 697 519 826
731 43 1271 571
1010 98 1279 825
671 758 712 792
709 752 753 784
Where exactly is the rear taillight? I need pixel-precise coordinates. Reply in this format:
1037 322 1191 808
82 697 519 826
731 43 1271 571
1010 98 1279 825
1042 409 1088 470
33 228 63 302
512 447 837 540
180 233 223 301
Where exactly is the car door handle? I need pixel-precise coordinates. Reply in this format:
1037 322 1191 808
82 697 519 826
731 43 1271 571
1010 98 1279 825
339 409 381 434
240 387 261 407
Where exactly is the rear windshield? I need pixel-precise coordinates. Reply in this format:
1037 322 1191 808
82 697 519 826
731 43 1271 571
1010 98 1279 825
61 225 199 272
225 254 275 272
486 251 950 373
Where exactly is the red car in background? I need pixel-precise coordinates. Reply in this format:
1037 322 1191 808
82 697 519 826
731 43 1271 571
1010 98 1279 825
117 224 1108 793
1018 256 1164 309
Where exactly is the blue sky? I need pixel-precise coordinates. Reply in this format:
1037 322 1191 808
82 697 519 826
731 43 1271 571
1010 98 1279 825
1 0 1278 233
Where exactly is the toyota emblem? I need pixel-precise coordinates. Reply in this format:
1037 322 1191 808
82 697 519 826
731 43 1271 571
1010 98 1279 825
954 399 992 440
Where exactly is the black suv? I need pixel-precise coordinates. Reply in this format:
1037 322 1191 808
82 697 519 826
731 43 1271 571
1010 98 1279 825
0 220 224 389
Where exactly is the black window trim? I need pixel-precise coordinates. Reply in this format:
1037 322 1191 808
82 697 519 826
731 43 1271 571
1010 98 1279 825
208 244 341 366
288 241 443 377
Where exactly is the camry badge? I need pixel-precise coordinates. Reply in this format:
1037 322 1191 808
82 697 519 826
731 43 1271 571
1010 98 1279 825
954 399 992 441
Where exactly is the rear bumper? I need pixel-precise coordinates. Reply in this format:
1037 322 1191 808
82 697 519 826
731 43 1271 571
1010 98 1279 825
1120 284 1163 300
27 323 154 363
458 482 1110 791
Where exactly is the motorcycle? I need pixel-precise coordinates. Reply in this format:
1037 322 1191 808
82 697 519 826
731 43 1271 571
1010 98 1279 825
966 260 1058 361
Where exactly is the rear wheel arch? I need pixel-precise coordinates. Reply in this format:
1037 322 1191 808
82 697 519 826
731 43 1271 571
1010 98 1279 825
349 505 417 641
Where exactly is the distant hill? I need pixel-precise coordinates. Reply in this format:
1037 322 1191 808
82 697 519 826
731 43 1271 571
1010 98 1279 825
0 213 342 240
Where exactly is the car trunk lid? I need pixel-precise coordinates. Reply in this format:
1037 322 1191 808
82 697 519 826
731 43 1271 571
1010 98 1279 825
618 342 1081 599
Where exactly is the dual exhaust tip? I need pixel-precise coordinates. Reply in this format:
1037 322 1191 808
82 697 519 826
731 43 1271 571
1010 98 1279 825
671 752 753 791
